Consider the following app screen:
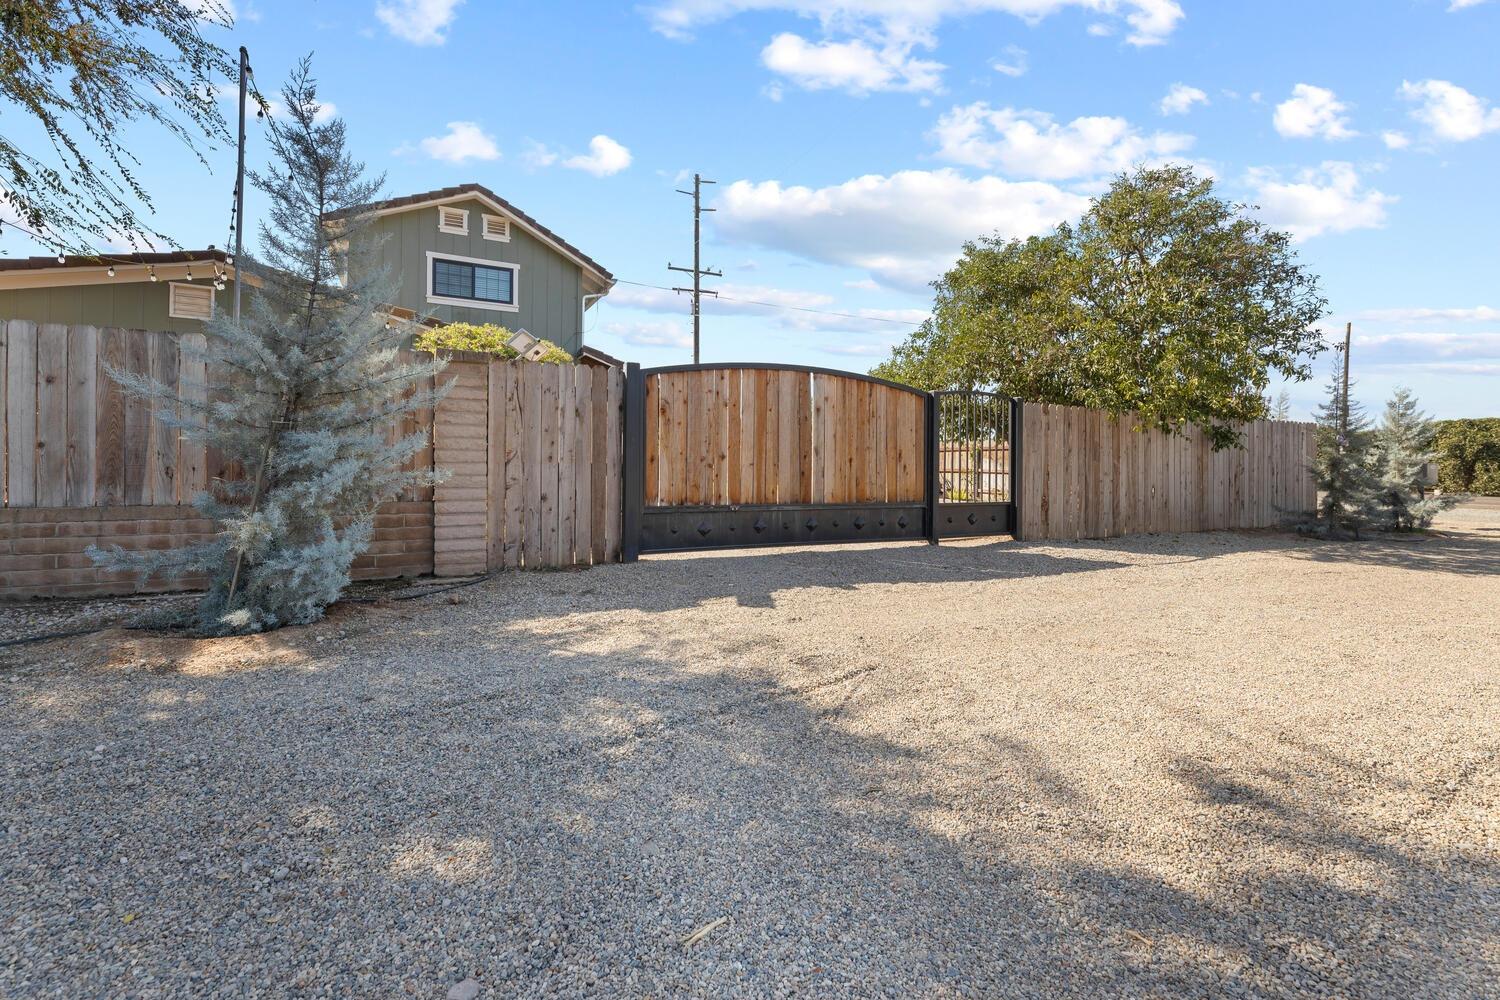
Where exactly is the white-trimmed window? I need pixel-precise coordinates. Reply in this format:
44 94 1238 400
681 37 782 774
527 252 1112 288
437 206 469 235
425 251 519 313
481 213 511 242
168 281 215 321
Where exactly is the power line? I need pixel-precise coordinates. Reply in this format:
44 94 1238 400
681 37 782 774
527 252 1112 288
613 278 922 327
667 173 720 364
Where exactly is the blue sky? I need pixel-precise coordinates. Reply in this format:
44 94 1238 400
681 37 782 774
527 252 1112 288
4 0 1499 418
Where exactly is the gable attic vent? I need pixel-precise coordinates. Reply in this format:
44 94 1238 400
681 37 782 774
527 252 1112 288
482 213 511 242
438 206 469 235
168 281 215 321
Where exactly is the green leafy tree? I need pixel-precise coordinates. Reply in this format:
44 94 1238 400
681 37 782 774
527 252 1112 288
1304 360 1382 539
1 0 233 253
1432 418 1500 495
874 165 1328 449
89 61 447 634
1373 387 1460 530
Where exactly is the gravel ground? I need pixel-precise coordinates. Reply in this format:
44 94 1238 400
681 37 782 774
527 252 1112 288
2 504 1496 998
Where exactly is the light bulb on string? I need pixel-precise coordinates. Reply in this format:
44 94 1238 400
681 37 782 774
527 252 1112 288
185 267 193 282
56 253 66 264
148 266 158 282
107 265 116 278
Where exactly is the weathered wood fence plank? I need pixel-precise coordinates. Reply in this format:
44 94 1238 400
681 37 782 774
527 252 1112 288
1018 403 1315 541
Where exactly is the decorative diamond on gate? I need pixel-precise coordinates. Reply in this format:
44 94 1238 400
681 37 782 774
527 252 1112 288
696 521 713 537
897 514 909 529
805 517 818 531
853 516 866 530
967 512 979 526
753 517 768 533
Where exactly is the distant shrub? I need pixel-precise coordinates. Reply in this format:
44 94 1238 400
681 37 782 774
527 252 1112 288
414 322 572 364
1433 418 1500 495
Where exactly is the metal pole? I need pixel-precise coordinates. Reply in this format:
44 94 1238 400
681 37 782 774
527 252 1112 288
692 174 701 364
232 45 248 323
925 392 940 545
1339 321 1351 449
621 363 645 562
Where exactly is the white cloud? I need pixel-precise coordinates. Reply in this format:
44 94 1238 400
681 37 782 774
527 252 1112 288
612 282 927 333
524 136 633 176
1245 161 1393 239
760 33 943 94
645 0 1183 47
416 121 500 163
1159 82 1208 116
1381 130 1411 149
1356 306 1500 324
1273 84 1356 140
647 0 1180 94
601 320 693 349
990 45 1028 77
562 135 633 176
1448 0 1489 9
714 169 1089 288
375 0 463 45
1399 79 1500 142
929 103 1193 179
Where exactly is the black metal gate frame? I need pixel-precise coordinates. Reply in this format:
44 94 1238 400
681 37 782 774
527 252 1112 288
622 362 1021 559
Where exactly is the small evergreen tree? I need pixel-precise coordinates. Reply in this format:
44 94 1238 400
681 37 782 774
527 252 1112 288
1304 358 1382 538
1271 389 1292 421
90 60 447 633
1373 387 1460 530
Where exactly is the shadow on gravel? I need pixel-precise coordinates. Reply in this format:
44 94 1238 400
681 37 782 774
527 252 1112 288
6 546 1495 997
1283 529 1500 577
612 541 1134 612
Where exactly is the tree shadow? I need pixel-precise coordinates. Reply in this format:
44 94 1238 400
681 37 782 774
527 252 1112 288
6 596 1493 998
1282 528 1500 577
581 538 1136 613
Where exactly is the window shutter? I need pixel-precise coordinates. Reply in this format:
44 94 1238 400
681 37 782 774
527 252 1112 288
168 282 215 321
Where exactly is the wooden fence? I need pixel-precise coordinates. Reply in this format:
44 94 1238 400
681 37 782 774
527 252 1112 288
434 356 623 574
643 367 925 506
0 319 433 508
1 320 623 598
1017 402 1316 540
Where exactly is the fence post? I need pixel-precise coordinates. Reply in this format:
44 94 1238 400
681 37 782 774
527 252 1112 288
1010 397 1023 540
621 362 644 562
924 391 939 545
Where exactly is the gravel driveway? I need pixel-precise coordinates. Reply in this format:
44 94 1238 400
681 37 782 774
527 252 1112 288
3 506 1497 998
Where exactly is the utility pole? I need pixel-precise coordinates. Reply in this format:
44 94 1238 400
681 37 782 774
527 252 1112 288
232 45 249 323
668 173 721 364
1339 321 1352 449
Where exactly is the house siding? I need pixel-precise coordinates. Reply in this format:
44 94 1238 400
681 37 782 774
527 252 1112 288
369 199 586 355
0 281 236 336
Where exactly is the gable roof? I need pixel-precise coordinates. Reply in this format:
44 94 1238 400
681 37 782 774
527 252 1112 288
327 183 614 291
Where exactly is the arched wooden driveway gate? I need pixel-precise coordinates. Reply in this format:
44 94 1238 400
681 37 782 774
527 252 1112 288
621 363 1020 557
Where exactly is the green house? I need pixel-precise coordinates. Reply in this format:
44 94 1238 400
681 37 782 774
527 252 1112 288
0 183 615 355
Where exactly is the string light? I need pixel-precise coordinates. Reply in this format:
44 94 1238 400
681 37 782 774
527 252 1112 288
106 265 115 278
56 253 65 264
185 266 193 281
148 266 158 282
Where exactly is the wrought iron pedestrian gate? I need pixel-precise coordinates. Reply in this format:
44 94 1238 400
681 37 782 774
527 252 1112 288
621 363 1019 557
